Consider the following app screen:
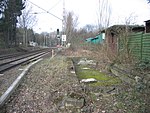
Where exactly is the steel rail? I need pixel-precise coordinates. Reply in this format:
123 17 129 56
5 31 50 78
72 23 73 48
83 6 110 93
0 50 51 73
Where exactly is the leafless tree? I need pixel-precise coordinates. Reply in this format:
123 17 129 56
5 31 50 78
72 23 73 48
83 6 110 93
64 11 78 43
83 24 97 33
115 14 138 63
97 0 111 32
18 2 37 46
124 13 137 25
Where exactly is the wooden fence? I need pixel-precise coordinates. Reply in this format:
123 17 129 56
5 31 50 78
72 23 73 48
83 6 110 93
127 32 150 61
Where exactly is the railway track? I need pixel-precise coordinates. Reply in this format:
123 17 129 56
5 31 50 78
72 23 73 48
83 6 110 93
0 52 24 60
0 48 51 73
0 48 53 108
0 48 47 60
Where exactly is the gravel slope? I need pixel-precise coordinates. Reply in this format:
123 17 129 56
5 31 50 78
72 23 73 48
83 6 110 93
0 66 23 97
1 56 84 113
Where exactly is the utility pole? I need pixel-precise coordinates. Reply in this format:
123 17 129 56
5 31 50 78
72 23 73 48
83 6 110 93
62 0 66 46
62 0 65 35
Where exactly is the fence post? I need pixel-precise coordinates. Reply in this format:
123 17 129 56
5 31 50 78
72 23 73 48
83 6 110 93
140 32 144 60
52 49 54 58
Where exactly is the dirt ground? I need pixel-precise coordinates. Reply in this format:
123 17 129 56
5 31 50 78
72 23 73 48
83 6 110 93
0 48 149 113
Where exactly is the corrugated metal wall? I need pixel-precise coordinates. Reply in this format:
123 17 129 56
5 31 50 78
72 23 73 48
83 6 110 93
128 32 150 60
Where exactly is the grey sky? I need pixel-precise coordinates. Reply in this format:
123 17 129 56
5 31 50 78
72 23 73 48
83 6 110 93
26 0 150 33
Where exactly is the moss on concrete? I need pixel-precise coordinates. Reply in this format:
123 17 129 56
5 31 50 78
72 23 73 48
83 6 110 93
76 66 121 86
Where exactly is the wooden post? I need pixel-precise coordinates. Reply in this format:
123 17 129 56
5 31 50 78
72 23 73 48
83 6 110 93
52 49 54 58
140 32 144 60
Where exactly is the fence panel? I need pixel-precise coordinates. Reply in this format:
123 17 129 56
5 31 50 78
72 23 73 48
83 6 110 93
142 34 150 60
128 33 143 59
127 32 150 61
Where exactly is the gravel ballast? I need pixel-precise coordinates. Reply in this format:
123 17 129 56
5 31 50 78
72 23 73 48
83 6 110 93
0 56 84 113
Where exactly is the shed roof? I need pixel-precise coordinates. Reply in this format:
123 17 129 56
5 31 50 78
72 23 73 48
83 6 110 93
144 20 150 23
101 25 145 34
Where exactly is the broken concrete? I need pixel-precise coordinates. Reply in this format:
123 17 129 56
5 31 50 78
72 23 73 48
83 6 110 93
80 78 97 83
62 97 85 109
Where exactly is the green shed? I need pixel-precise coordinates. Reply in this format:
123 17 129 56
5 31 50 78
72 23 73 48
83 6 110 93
86 34 104 44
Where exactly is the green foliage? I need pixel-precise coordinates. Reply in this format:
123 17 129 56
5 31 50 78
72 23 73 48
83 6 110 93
0 0 25 47
0 0 7 14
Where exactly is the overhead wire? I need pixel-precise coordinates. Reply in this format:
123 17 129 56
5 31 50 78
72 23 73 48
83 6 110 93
29 12 47 14
26 0 62 21
48 0 62 11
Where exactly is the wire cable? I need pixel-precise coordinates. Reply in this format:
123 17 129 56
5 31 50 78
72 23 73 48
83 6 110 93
26 0 62 21
29 12 46 14
48 0 62 11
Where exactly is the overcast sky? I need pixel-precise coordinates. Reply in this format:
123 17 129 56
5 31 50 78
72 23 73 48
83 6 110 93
26 0 150 33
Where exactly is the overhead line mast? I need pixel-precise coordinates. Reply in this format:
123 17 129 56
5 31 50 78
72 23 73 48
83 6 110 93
62 0 65 35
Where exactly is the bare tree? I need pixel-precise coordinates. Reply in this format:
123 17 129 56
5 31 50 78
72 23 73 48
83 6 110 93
83 24 97 33
18 2 37 46
64 11 78 43
115 14 138 63
124 13 137 25
97 0 111 31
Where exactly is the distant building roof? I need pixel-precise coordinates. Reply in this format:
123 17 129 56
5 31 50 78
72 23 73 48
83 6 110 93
101 25 145 34
144 19 150 33
144 20 150 23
